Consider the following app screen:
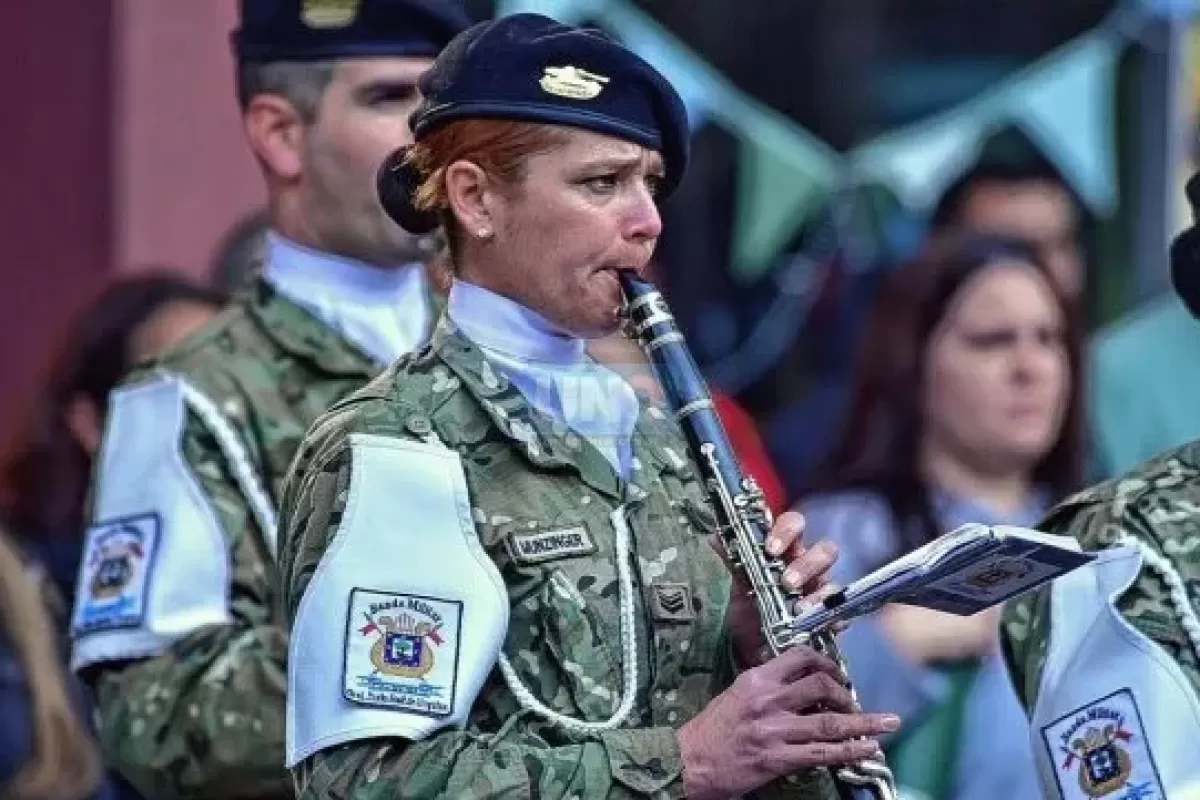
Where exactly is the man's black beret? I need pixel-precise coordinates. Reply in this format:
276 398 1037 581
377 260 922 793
231 0 471 63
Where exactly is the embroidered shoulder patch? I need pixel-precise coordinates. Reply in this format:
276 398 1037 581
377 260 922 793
72 513 160 635
1041 688 1166 800
343 588 463 717
506 524 597 565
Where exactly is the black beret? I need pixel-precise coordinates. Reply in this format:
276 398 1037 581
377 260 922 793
411 13 689 196
232 0 471 63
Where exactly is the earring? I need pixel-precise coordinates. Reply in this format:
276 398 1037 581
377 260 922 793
478 226 492 239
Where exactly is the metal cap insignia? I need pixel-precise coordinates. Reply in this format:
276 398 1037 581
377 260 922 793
540 65 610 100
301 0 360 29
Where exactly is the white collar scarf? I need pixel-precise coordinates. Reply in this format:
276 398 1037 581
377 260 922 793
447 280 640 477
262 232 432 365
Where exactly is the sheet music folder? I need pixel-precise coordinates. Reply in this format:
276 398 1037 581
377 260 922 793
792 523 1095 635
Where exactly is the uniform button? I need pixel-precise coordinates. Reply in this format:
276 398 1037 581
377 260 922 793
405 415 432 436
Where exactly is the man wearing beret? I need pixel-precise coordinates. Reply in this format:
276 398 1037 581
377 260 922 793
1001 175 1200 799
66 1 470 798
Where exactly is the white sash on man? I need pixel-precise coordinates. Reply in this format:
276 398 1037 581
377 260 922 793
1030 545 1200 800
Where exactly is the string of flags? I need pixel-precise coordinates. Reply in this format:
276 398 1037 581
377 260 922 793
498 0 1123 280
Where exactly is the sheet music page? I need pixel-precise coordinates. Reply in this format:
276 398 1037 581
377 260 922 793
793 524 1095 632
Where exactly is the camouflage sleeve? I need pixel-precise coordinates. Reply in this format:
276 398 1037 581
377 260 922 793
999 480 1200 715
88 411 289 800
278 439 693 800
1000 576 1054 715
999 494 1104 715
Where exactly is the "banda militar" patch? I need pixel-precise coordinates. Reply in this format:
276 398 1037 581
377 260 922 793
343 588 462 717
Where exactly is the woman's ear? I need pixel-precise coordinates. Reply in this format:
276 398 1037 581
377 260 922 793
443 161 496 240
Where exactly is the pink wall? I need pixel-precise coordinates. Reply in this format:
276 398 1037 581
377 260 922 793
0 1 268 448
0 0 114 450
113 0 264 279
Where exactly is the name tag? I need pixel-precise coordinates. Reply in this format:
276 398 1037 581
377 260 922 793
507 525 597 565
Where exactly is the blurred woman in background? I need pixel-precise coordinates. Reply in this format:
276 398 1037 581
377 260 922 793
0 274 226 604
797 232 1085 800
0 273 226 800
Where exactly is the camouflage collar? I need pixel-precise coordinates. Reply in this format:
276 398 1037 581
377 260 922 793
241 275 446 378
431 317 691 501
630 402 698 481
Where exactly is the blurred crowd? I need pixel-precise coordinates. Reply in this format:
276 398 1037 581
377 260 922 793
1 4 1196 800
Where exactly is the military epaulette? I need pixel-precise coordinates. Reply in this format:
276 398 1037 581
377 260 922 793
1051 479 1123 516
1038 442 1200 553
118 303 268 413
145 303 249 374
314 346 461 449
1055 443 1200 515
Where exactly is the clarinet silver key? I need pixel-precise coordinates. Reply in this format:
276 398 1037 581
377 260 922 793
617 268 898 800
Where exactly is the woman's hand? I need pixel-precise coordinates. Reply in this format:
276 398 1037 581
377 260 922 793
677 645 901 800
719 511 839 667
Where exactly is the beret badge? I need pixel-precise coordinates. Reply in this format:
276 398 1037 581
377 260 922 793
540 65 610 101
301 0 360 29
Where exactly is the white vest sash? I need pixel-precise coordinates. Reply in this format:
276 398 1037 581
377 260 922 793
1030 545 1200 800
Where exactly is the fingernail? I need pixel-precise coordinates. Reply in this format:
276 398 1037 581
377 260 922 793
782 568 800 588
765 537 784 556
881 715 901 731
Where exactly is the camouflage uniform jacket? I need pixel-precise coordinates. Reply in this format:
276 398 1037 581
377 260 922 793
1002 441 1200 711
277 320 840 799
77 279 397 800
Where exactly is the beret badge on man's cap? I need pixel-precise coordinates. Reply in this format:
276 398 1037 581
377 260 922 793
300 0 360 29
233 0 471 63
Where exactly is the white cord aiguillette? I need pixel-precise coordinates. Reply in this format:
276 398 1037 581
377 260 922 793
1115 533 1200 665
496 506 640 733
171 375 280 558
416 421 641 734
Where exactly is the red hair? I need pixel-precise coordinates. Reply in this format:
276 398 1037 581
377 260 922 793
407 119 571 215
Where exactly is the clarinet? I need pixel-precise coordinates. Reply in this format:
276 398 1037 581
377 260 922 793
617 269 897 800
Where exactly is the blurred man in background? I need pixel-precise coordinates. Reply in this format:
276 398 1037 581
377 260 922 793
66 1 470 798
929 157 1085 299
